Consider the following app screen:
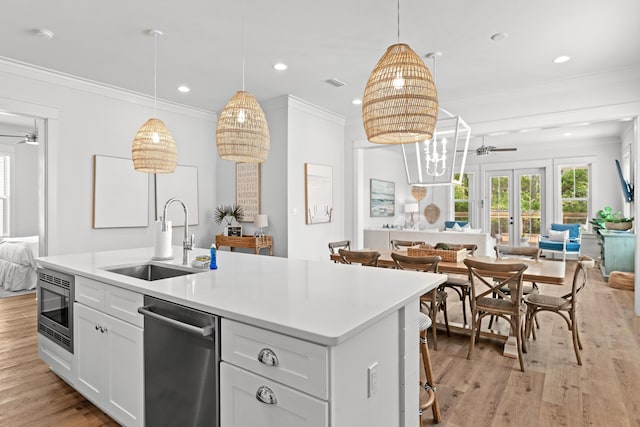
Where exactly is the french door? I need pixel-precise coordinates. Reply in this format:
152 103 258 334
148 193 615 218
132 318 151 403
486 168 544 247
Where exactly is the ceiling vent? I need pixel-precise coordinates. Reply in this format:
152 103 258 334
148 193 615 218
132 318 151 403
325 78 346 88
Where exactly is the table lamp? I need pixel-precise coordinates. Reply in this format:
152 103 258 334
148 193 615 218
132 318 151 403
405 203 419 228
254 214 269 237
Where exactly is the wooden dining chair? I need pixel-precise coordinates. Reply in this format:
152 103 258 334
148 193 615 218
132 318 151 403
440 243 477 325
464 258 529 371
391 253 449 350
524 256 594 365
328 240 351 254
391 239 425 250
490 245 541 330
337 248 380 267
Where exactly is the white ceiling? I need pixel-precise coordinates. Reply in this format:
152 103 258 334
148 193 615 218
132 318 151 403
1 0 639 141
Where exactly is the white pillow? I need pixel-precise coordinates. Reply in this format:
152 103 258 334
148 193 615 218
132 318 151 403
452 223 462 231
548 229 569 241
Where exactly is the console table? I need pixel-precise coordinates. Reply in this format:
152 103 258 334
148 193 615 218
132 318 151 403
215 235 273 255
598 230 634 278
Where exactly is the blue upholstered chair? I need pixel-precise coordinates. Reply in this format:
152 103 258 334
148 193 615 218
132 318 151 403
444 221 469 230
538 223 581 261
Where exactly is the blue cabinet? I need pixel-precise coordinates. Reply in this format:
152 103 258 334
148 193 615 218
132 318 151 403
599 230 635 278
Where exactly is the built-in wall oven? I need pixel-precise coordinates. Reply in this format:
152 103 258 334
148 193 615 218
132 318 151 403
37 268 74 353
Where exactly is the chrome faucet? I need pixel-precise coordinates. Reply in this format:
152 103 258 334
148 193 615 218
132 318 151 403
162 197 195 265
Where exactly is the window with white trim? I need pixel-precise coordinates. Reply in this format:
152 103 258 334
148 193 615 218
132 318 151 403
560 165 589 225
453 172 472 224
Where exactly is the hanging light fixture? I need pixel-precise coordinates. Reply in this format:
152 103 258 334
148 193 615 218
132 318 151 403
424 52 445 177
216 1 270 163
132 29 177 173
362 0 438 144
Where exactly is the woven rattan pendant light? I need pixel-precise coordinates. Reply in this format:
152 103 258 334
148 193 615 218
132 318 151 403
216 1 270 163
362 0 438 144
132 29 177 173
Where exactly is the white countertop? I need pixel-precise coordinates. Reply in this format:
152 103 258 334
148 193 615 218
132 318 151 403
36 246 445 346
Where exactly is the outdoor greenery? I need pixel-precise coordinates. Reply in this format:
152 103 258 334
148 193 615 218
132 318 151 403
561 166 589 224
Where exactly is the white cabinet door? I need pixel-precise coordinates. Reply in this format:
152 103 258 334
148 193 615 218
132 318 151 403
74 303 107 403
104 312 144 427
220 362 328 427
74 303 144 427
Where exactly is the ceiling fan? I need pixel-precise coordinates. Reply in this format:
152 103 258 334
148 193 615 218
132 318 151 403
472 136 516 156
0 133 38 145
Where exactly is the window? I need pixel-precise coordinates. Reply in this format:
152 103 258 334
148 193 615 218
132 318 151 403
0 155 9 236
453 173 472 223
560 165 589 225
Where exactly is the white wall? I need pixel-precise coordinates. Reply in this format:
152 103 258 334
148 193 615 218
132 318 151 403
13 143 39 236
0 59 217 255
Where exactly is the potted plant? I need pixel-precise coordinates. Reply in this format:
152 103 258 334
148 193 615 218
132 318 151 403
594 206 634 231
214 204 244 234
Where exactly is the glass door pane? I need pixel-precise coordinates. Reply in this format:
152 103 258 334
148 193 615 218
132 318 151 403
518 172 543 246
489 173 512 245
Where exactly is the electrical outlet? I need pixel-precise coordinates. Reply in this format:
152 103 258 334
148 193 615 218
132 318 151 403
368 362 378 397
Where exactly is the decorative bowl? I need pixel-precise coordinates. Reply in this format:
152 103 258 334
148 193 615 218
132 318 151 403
604 221 632 231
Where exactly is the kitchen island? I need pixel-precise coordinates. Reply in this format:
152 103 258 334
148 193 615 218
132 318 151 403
36 246 445 427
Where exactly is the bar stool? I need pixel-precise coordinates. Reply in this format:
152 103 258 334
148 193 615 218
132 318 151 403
419 312 441 424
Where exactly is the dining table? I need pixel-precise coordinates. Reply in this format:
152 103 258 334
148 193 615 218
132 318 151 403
330 248 567 358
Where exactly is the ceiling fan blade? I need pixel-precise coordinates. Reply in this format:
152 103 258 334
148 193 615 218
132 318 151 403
490 147 517 151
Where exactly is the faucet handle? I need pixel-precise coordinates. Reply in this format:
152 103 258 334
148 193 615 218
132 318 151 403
188 234 195 249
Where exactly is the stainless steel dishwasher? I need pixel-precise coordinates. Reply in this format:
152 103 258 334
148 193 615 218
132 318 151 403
138 295 219 427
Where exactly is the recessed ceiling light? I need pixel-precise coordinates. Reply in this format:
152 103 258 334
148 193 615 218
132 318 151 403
553 55 572 64
490 32 508 41
34 28 54 40
519 128 541 133
563 132 572 137
620 117 634 122
352 99 362 105
488 131 508 136
573 122 591 126
177 85 190 93
273 63 288 71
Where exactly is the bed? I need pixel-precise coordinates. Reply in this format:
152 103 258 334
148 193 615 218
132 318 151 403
0 236 39 291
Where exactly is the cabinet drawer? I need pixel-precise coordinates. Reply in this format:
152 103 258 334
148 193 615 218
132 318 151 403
75 276 143 327
76 276 105 310
220 362 328 427
222 319 328 400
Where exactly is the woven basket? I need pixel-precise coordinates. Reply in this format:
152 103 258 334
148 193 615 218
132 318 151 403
609 271 634 290
407 247 468 262
216 91 270 163
132 118 177 173
605 221 632 231
362 43 438 144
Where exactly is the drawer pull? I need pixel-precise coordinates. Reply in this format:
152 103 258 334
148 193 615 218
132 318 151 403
257 348 279 367
256 386 277 405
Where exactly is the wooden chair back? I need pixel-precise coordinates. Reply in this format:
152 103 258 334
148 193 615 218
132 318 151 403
565 256 594 303
338 249 380 267
391 240 426 250
328 240 351 254
494 245 541 260
464 258 528 307
391 253 441 273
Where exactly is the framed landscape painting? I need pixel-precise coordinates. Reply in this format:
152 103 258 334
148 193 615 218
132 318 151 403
370 179 395 217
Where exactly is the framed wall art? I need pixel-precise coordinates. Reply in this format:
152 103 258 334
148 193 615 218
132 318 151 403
236 162 261 222
370 179 395 217
305 163 333 224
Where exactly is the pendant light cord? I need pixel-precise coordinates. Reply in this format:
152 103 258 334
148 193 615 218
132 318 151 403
153 32 158 117
242 0 246 91
397 0 400 43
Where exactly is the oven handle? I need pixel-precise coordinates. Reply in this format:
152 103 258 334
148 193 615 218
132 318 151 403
137 306 214 337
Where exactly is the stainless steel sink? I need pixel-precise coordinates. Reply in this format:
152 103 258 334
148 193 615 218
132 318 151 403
105 264 200 281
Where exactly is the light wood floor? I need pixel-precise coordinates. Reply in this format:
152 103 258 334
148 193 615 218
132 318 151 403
422 260 640 426
0 293 117 427
1 261 638 426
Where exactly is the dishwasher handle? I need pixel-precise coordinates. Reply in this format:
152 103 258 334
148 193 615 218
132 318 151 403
138 306 215 337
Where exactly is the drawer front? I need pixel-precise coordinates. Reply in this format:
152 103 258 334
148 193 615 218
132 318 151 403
105 286 144 328
222 319 328 399
220 362 328 427
75 276 105 310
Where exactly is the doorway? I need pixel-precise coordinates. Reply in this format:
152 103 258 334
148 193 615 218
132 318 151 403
486 168 545 247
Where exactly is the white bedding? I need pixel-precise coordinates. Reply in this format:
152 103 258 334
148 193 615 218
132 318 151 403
0 236 39 291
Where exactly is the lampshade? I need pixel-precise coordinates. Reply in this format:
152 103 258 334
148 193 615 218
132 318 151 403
362 43 438 144
404 203 419 213
254 214 268 228
132 118 177 173
216 91 270 163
